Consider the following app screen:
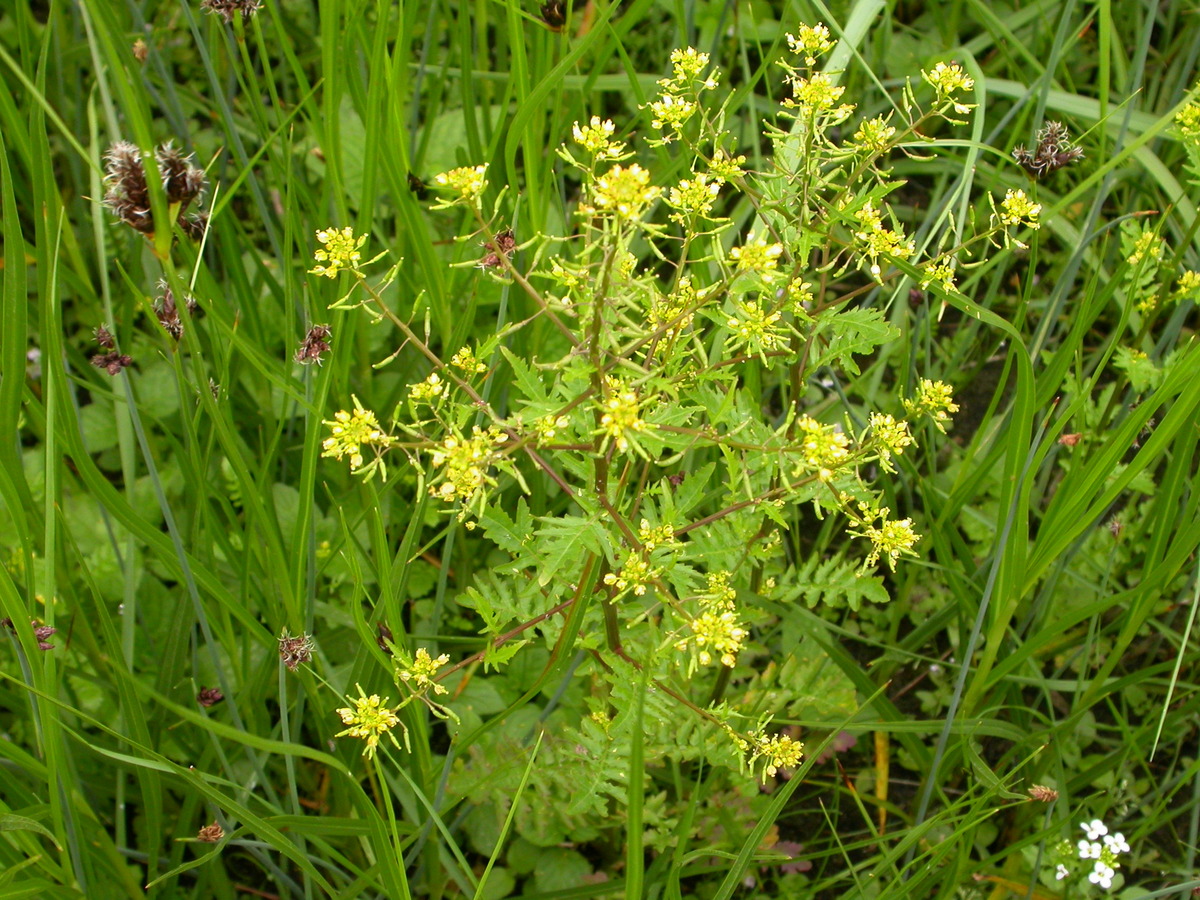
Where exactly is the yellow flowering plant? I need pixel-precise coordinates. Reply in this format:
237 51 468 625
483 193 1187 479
309 30 1048 802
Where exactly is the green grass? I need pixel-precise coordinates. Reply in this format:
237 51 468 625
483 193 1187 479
2 0 1200 897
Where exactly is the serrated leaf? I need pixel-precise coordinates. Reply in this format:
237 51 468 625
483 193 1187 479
460 586 501 633
811 307 899 376
672 462 716 516
787 556 890 611
535 515 607 587
483 638 528 671
499 346 552 405
477 498 534 559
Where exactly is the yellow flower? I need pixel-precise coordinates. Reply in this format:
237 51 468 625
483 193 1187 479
310 227 367 278
434 165 488 206
903 378 959 432
597 377 648 452
397 647 451 695
321 396 388 470
747 731 804 782
998 189 1041 229
786 24 836 66
594 164 660 219
335 685 401 758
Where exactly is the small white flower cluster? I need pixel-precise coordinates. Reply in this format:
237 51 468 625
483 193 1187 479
1056 819 1129 890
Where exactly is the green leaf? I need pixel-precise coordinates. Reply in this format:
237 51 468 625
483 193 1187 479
499 346 552 406
0 812 62 850
478 497 535 559
786 556 890 611
810 307 900 376
534 515 607 587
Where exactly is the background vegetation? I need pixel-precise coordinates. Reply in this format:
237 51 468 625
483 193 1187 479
2 0 1200 897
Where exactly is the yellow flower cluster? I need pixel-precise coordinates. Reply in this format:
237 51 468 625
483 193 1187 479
335 686 401 758
594 163 660 219
572 116 625 158
787 24 836 66
434 165 487 203
638 519 677 552
451 347 488 374
851 504 921 571
674 569 747 668
922 61 976 114
868 413 914 470
796 415 851 480
997 189 1041 229
408 372 446 403
310 227 367 279
428 426 508 503
902 378 959 432
920 260 958 294
729 234 784 276
747 731 804 782
598 377 647 452
321 397 389 471
603 553 656 597
726 299 786 356
665 172 723 221
1175 99 1200 143
397 647 451 695
853 115 897 153
853 201 915 280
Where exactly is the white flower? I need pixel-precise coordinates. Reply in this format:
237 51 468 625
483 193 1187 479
1088 861 1115 889
1103 832 1129 854
1055 864 1070 881
1077 839 1102 859
1082 819 1108 840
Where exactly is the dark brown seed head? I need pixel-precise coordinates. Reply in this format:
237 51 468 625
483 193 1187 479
540 0 567 30
278 629 315 672
200 0 262 23
197 687 224 707
377 622 394 653
295 324 333 365
92 352 133 375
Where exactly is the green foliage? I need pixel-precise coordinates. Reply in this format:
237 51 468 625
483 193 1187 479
4 0 1200 898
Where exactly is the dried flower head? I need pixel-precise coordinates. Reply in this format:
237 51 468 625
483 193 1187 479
278 629 315 672
200 0 262 23
132 39 148 63
102 140 207 238
478 228 517 269
3 617 56 651
197 821 225 842
196 687 224 708
32 622 56 651
91 352 133 375
376 622 394 654
540 0 566 30
154 280 198 341
295 324 333 365
94 325 116 349
1058 433 1082 447
1012 121 1085 177
1028 784 1059 802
